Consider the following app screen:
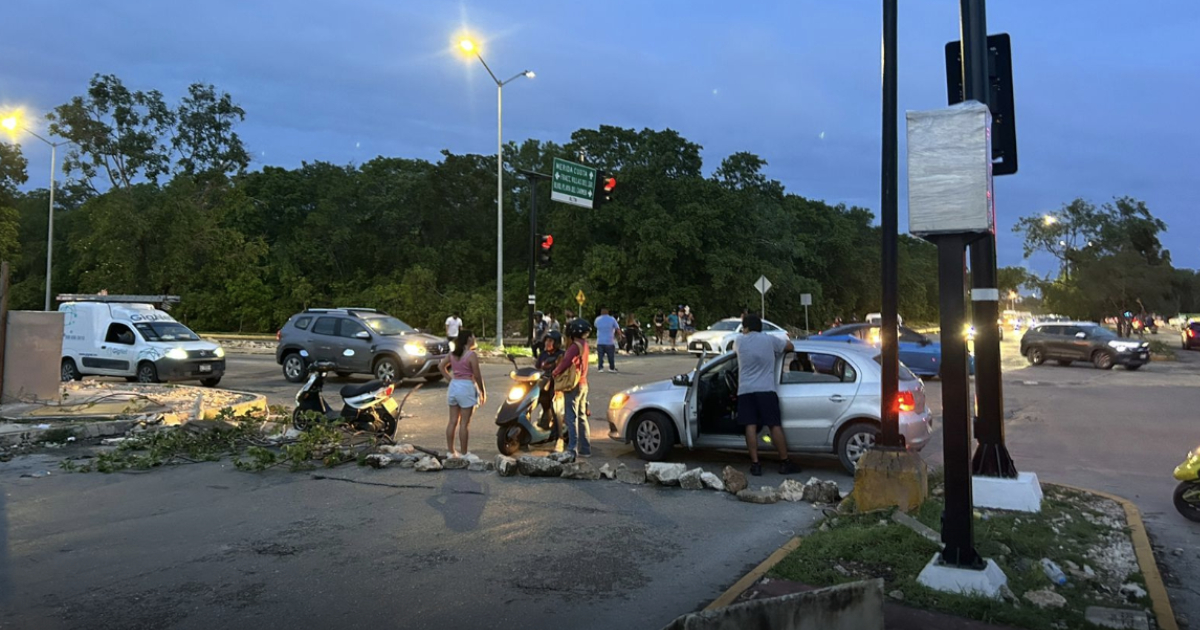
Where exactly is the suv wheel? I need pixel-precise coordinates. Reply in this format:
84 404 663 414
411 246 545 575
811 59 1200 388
282 353 307 383
1026 346 1046 365
1092 350 1115 370
374 356 400 383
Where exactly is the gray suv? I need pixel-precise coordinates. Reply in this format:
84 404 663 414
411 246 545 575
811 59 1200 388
1020 321 1149 370
276 308 450 383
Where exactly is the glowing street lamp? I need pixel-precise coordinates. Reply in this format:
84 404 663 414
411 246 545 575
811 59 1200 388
1 109 65 311
455 33 535 348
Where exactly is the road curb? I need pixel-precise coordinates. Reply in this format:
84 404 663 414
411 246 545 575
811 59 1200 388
704 536 803 611
1045 482 1178 630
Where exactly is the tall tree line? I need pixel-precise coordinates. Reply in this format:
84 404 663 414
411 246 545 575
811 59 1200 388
3 74 956 333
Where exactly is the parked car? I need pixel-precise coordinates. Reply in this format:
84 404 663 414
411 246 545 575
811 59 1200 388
59 295 226 386
606 341 933 473
865 312 903 326
1181 321 1200 351
808 323 974 378
1019 321 1148 370
275 308 449 383
686 317 789 355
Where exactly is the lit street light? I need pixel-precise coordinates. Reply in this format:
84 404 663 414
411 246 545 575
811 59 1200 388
456 35 535 348
2 110 66 311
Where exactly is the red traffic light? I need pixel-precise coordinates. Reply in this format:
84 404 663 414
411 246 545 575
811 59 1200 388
603 176 616 192
540 235 554 249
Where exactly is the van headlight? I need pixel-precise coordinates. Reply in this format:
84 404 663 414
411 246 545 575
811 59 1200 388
403 343 428 356
165 348 188 360
214 347 225 358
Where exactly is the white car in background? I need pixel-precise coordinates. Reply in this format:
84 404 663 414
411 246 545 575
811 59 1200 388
686 317 789 355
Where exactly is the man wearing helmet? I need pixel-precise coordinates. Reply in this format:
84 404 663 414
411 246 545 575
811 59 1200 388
553 319 592 458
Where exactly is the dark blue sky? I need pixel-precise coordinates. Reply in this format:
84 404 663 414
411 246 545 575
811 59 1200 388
3 1 1197 272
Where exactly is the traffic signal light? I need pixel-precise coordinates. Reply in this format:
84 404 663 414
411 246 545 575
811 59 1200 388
594 171 616 208
538 234 554 268
944 33 1018 176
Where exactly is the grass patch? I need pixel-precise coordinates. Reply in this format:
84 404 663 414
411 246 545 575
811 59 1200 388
771 485 1149 629
1148 339 1175 359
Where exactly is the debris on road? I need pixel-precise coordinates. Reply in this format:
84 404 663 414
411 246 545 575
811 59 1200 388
700 471 725 492
561 460 600 481
495 455 518 476
679 467 704 490
722 465 747 494
800 477 842 504
615 463 646 485
737 486 780 504
517 455 562 477
414 456 442 472
598 462 616 479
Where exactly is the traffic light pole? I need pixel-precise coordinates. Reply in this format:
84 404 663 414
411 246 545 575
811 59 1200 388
521 170 551 351
878 0 902 449
960 0 1016 479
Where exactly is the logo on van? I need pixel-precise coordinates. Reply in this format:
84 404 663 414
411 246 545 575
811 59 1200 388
129 313 174 322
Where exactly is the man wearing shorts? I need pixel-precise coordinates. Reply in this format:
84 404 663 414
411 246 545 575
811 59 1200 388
667 310 680 352
734 313 797 476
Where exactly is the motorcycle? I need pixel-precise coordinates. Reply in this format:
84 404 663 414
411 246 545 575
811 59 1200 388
292 350 408 440
624 323 648 355
1174 446 1200 522
495 354 566 455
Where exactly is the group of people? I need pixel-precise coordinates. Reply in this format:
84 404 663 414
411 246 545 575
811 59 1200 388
648 306 695 352
437 308 797 475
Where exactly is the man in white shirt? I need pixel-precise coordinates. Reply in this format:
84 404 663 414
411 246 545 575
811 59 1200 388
445 313 463 341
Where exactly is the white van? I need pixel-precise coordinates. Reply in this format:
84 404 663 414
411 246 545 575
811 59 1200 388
865 312 904 326
58 295 226 386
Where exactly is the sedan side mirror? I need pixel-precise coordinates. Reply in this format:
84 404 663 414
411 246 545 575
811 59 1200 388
1075 332 1087 339
355 331 370 340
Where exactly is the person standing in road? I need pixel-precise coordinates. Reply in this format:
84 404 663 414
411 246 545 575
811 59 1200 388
445 312 463 343
553 319 591 459
439 329 486 458
652 310 665 345
531 311 547 359
735 313 797 476
667 309 681 352
594 307 621 372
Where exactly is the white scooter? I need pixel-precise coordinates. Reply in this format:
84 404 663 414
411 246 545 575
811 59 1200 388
292 350 405 439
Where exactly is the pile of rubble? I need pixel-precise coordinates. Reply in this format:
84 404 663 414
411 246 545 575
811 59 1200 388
365 445 843 506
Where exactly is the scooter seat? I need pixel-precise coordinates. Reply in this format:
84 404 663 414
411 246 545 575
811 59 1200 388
341 380 386 399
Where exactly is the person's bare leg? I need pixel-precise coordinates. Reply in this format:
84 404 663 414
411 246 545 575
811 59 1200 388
769 426 789 461
458 407 475 455
744 425 759 463
446 405 460 456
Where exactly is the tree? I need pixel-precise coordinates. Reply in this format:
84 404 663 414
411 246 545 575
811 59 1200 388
0 141 28 200
172 83 251 178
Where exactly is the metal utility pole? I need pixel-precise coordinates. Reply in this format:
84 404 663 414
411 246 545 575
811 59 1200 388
878 0 902 448
521 170 550 350
961 0 1016 478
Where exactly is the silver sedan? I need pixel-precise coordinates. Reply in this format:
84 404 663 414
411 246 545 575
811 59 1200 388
606 341 933 473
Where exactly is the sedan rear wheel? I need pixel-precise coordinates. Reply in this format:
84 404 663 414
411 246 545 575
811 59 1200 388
632 411 675 461
837 422 880 474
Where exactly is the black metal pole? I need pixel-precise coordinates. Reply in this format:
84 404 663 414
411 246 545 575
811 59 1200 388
527 179 538 351
936 234 983 569
960 0 1016 478
878 0 902 448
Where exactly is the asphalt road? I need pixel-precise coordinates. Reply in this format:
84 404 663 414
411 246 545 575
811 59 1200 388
2 337 1198 627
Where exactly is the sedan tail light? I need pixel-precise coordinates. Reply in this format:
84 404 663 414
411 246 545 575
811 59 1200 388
895 391 916 413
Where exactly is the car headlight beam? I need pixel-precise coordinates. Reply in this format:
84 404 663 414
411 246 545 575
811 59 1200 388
404 342 428 356
610 392 629 409
214 347 225 358
165 348 188 360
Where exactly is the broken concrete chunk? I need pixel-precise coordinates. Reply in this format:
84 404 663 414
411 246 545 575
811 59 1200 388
495 455 518 477
442 456 470 470
615 463 646 485
517 456 563 477
778 479 805 502
468 459 495 472
1023 588 1066 609
598 463 616 480
801 477 842 504
645 462 687 485
679 468 705 490
736 486 779 504
561 461 601 481
414 456 442 472
700 472 725 491
364 454 391 469
722 465 748 495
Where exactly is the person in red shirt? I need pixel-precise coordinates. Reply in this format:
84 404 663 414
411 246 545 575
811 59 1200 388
553 319 591 459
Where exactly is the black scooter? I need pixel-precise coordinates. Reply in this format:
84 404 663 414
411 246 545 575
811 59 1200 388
624 323 648 355
495 355 566 455
293 350 415 440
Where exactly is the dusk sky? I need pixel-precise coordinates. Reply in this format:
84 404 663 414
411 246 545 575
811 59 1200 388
2 0 1197 274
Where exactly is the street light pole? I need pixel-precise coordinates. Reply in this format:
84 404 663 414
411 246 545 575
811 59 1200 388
459 41 533 348
3 116 63 312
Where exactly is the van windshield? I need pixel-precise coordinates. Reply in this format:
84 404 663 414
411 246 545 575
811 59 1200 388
135 322 200 342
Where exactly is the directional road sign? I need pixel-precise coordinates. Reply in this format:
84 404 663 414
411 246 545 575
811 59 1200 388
754 276 772 295
551 158 597 209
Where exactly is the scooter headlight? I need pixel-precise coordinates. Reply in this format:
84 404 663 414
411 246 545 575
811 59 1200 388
507 386 526 402
165 348 188 360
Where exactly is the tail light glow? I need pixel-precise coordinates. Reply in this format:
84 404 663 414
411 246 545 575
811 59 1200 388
896 391 916 413
383 384 395 398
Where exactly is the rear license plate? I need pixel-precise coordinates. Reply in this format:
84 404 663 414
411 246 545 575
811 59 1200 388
383 397 399 414
199 364 213 373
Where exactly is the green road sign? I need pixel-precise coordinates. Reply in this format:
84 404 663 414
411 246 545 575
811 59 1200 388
550 158 597 209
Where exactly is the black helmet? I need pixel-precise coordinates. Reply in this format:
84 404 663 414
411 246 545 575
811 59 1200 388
565 318 592 339
545 330 563 346
534 311 544 319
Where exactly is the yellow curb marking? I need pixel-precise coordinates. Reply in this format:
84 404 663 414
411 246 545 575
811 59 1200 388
1045 482 1177 630
704 536 802 611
